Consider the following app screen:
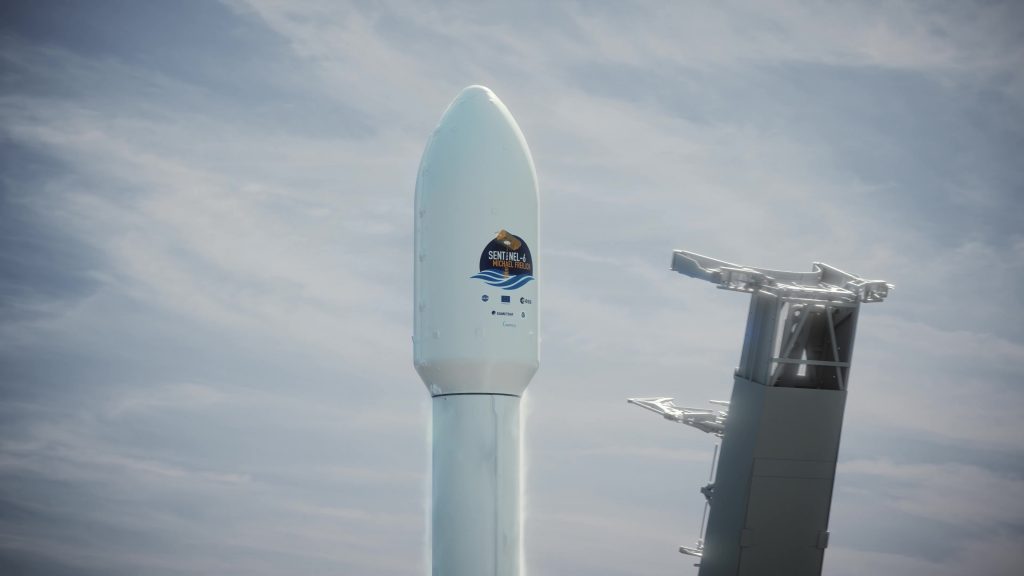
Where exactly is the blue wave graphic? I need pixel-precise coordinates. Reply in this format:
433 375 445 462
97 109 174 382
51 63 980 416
472 270 507 280
472 270 535 290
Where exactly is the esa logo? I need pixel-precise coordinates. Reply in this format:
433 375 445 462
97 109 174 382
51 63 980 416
519 297 532 305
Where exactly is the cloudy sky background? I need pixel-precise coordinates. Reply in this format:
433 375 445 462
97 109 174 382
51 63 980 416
1 1 1022 574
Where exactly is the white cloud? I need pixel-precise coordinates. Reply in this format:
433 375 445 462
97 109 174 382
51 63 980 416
826 521 1024 576
849 313 1024 449
564 0 1024 77
839 459 1024 527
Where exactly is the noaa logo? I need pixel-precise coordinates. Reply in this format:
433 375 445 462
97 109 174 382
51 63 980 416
471 229 535 291
481 295 489 302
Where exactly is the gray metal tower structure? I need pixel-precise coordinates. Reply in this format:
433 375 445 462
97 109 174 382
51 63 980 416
630 250 891 576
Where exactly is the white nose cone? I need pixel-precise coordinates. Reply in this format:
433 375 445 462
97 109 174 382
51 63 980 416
414 85 539 397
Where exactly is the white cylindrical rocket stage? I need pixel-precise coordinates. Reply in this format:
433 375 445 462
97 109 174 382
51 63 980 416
414 85 539 576
432 395 520 575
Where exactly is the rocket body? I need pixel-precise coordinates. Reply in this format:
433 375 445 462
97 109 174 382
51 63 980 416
414 86 539 576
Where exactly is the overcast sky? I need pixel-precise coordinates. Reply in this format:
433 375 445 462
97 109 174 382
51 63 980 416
1 1 1022 575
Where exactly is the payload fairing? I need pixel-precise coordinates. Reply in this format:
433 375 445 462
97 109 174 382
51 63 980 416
414 86 539 576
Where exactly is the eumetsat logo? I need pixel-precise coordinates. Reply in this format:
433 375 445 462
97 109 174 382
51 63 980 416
471 229 535 291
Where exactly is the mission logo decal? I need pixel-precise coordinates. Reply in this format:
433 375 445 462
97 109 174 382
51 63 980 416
471 229 535 290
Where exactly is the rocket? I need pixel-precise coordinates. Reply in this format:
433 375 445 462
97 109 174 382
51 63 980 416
414 86 539 576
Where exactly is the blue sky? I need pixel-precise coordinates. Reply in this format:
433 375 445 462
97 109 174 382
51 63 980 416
1 1 1022 574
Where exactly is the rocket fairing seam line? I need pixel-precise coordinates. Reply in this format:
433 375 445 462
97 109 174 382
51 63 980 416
433 392 522 398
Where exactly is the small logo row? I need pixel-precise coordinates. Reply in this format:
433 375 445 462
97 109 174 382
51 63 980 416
482 295 532 304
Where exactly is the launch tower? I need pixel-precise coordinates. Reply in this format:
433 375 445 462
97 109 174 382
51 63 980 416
632 250 891 576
